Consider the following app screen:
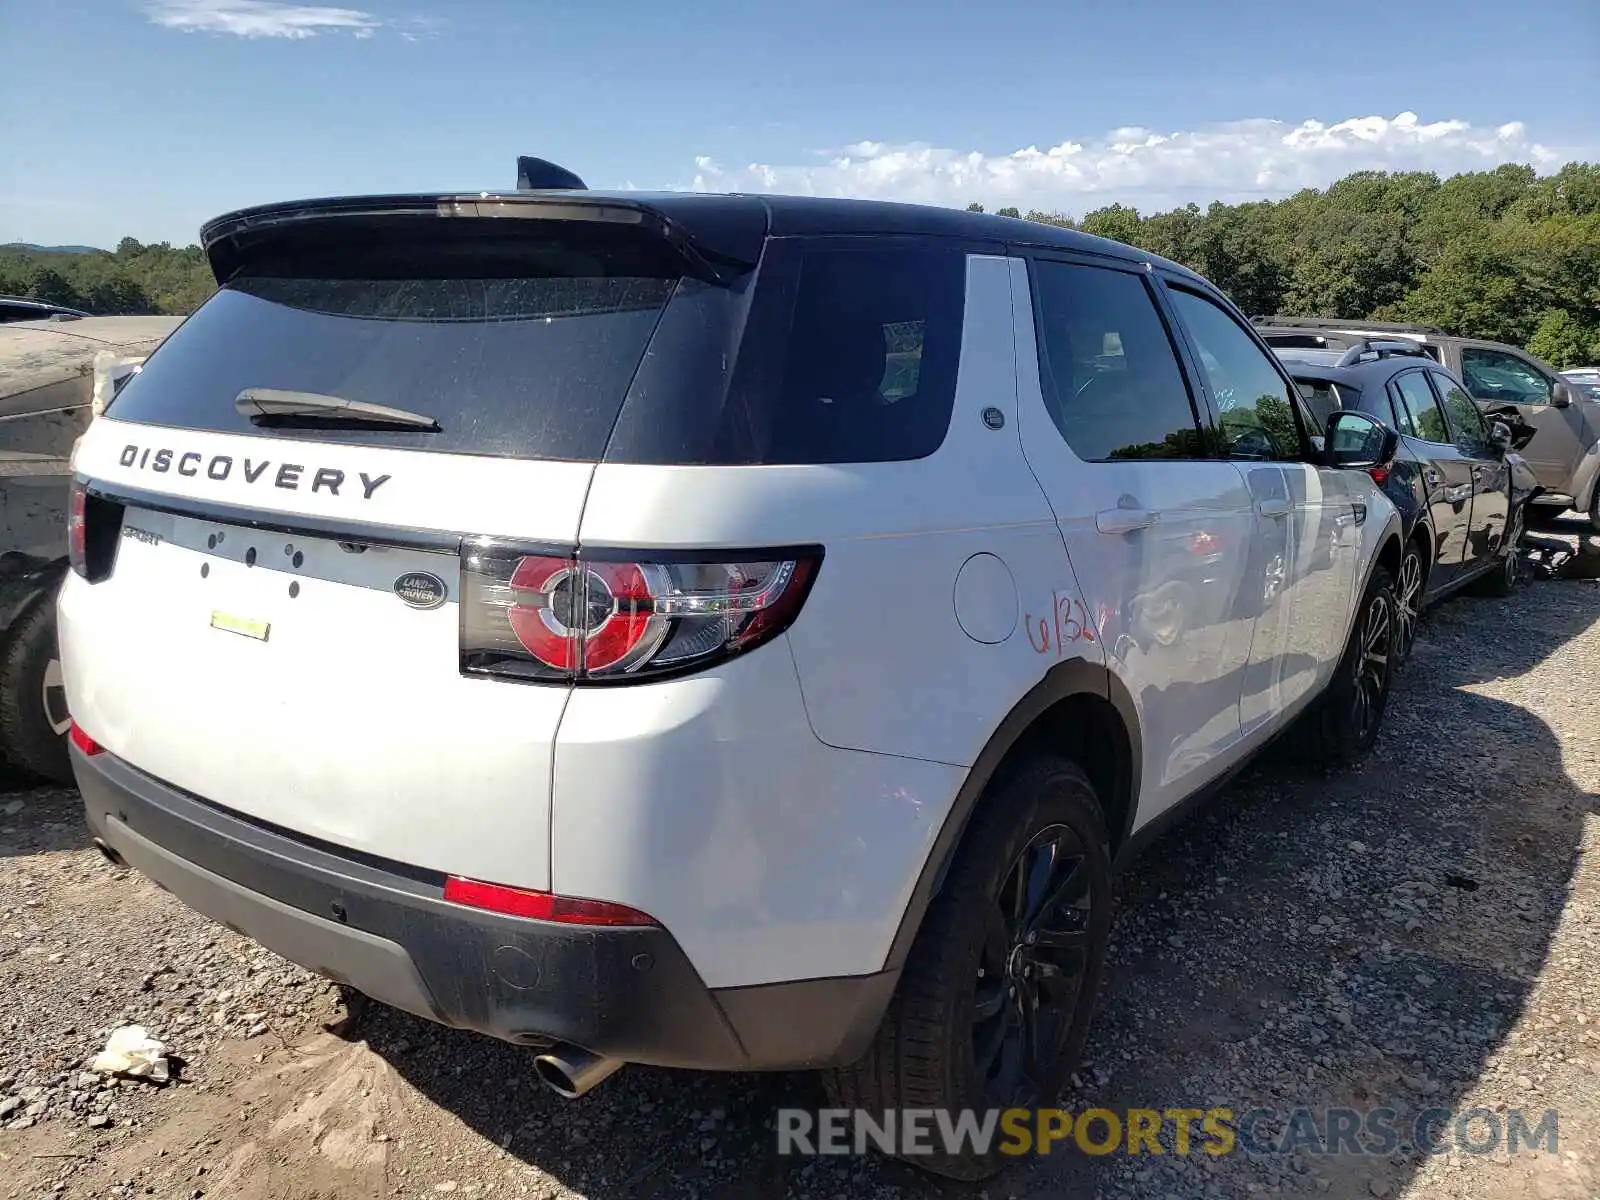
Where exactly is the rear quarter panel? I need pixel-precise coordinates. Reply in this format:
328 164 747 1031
577 252 1098 769
562 253 1102 986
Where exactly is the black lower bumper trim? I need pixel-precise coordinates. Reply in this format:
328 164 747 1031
74 746 895 1070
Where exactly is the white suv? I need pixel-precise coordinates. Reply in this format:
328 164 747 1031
60 174 1403 1178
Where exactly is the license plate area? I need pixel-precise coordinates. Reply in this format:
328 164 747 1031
116 508 458 650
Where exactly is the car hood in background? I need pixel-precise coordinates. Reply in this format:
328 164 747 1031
0 316 183 414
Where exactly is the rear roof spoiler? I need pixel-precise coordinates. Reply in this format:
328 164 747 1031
199 190 767 287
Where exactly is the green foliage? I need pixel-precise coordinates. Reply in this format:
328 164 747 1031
1078 203 1142 247
0 239 214 316
965 159 1600 367
1527 309 1600 368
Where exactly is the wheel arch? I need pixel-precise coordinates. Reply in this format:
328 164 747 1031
1372 524 1404 598
1403 517 1434 589
881 657 1139 972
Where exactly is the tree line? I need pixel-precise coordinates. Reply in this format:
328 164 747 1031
0 238 213 318
972 161 1597 368
3 161 1595 367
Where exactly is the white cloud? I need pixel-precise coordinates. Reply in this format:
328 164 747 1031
687 112 1580 213
143 0 385 39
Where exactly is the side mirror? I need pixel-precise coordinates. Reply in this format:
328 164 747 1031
1551 380 1573 409
1489 420 1514 454
1323 410 1399 471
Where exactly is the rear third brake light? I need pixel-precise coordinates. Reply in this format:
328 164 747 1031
461 545 820 684
442 877 657 926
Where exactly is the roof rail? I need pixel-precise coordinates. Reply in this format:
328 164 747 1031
1334 339 1430 367
515 156 587 191
1252 314 1446 336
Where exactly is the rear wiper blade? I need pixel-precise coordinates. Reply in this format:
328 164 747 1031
235 388 440 431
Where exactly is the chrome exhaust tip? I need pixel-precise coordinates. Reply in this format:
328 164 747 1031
532 1043 623 1099
93 837 125 867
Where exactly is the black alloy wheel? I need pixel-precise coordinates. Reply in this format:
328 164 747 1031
1349 584 1393 745
1500 506 1524 590
1392 543 1424 665
972 822 1100 1105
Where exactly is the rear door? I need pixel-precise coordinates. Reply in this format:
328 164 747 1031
1460 345 1589 493
1014 254 1258 821
1389 368 1476 587
1433 368 1510 562
58 219 699 892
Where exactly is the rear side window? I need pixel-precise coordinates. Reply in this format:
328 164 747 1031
1391 370 1449 443
610 242 966 465
766 246 963 462
606 242 966 465
1030 261 1202 460
107 271 676 460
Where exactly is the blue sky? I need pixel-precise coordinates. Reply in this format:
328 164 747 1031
2 0 1596 248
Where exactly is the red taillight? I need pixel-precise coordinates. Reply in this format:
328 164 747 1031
66 481 122 582
461 545 820 683
67 482 88 577
69 721 103 756
442 877 656 926
1367 465 1390 487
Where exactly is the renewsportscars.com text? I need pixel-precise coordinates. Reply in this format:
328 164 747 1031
776 1106 1560 1158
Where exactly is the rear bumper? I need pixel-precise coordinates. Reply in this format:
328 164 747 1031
75 745 894 1071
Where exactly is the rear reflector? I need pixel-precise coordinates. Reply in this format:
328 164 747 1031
442 877 657 926
69 721 103 756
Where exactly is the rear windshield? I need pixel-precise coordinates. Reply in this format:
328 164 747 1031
107 272 675 460
1293 379 1350 427
107 228 967 465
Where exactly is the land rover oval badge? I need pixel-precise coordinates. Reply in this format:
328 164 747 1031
393 571 447 610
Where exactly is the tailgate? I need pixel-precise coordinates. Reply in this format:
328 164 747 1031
60 498 568 891
56 204 740 891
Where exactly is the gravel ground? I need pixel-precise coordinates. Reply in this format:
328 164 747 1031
2 539 1598 1199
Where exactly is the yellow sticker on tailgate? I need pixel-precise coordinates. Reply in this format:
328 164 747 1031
210 610 271 642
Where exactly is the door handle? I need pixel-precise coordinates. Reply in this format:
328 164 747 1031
1447 484 1472 503
1096 506 1158 534
1256 498 1292 519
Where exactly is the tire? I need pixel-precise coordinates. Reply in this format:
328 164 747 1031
1392 542 1425 668
1479 505 1523 598
823 756 1113 1180
1290 564 1396 770
0 597 73 785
